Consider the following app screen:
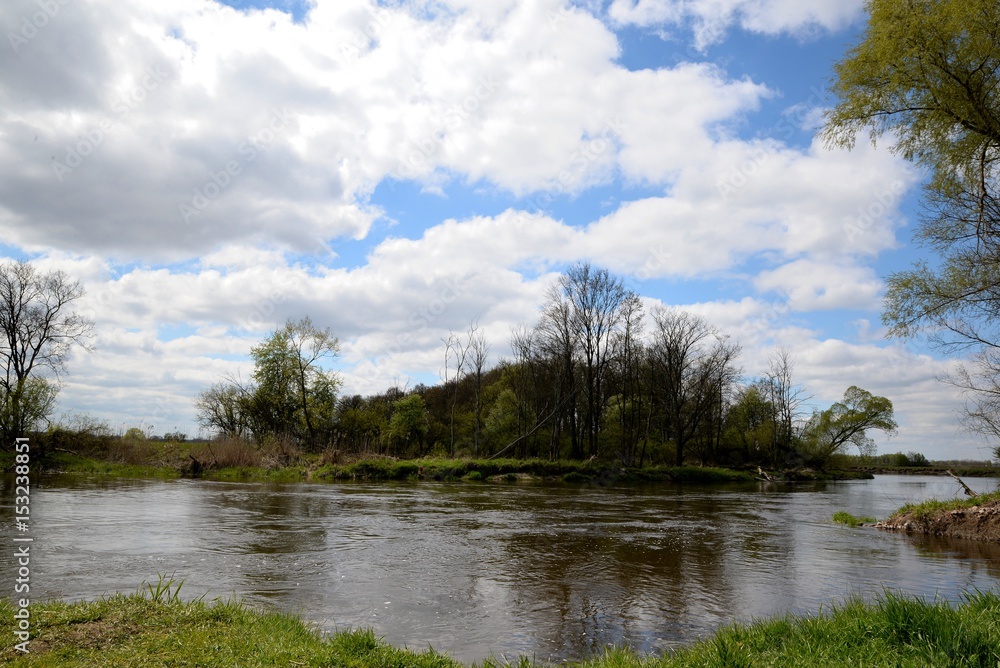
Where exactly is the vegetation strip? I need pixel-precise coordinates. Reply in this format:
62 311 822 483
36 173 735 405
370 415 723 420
878 491 1000 543
12 448 879 484
2 586 999 667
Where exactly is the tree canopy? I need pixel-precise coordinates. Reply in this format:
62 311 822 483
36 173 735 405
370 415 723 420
799 386 897 467
824 0 1000 348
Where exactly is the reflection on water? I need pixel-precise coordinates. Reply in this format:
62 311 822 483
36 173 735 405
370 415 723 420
1 474 998 662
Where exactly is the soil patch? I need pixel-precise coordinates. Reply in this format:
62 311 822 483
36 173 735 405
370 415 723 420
877 498 1000 543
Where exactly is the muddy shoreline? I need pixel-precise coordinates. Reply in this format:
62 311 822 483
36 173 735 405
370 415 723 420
877 498 1000 543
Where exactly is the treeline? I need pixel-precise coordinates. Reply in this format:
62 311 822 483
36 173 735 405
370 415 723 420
198 263 896 469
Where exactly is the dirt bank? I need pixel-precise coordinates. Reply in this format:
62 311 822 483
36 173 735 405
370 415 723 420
877 498 1000 543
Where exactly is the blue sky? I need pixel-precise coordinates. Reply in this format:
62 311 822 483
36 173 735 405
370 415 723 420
0 0 988 459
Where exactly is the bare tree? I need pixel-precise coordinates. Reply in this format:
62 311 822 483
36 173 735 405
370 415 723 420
467 319 490 456
942 351 1000 461
195 379 251 440
560 263 630 458
648 307 740 466
0 261 93 445
536 283 580 458
441 329 471 457
764 347 809 466
610 293 645 465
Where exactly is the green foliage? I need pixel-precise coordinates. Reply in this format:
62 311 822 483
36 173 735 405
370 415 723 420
123 427 147 442
389 393 429 455
799 386 897 468
197 317 340 449
0 377 59 440
832 511 876 528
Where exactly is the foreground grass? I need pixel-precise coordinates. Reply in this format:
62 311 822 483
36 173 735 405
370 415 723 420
3 586 999 667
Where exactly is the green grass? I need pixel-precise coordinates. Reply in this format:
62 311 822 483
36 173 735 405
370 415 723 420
2 584 999 667
832 511 876 528
894 490 1000 521
52 454 182 479
21 448 862 486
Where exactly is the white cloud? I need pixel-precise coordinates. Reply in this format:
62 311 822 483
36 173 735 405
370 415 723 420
2 0 987 460
754 259 883 311
607 0 865 48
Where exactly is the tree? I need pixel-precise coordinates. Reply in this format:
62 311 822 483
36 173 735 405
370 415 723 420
763 348 809 466
560 263 631 458
0 377 58 438
536 281 580 458
197 317 340 447
467 320 490 456
388 393 428 456
648 307 741 466
441 329 470 457
0 261 93 445
824 0 1000 443
799 386 898 467
196 380 250 439
724 384 775 465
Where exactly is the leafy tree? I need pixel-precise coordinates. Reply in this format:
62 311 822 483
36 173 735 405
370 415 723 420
196 381 250 439
724 384 775 465
824 0 1000 446
124 427 147 442
388 393 427 456
0 377 58 437
196 317 340 447
799 386 898 467
249 317 340 447
0 261 92 446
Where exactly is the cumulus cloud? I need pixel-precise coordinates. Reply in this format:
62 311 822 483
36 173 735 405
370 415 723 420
1 0 984 458
607 0 865 48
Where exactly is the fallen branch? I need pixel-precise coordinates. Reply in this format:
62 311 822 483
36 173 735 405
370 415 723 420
946 469 978 498
757 466 778 482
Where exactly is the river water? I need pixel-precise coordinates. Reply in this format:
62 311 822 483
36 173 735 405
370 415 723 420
2 473 999 662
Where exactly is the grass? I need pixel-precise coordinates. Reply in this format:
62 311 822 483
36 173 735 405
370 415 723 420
894 490 1000 521
832 511 876 528
2 582 999 667
11 442 860 487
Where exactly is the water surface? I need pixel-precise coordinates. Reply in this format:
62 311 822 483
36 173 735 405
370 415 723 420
2 474 999 662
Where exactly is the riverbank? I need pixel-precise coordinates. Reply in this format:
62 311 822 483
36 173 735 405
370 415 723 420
877 490 1000 543
18 450 873 484
2 584 997 666
849 465 1000 477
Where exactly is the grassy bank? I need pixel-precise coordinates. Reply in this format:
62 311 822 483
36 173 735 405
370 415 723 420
876 490 1000 543
892 490 1000 522
2 585 998 667
34 452 765 484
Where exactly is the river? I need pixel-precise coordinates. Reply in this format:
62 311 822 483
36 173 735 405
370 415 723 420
2 473 999 662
